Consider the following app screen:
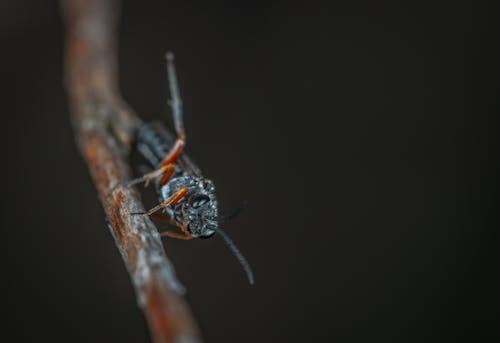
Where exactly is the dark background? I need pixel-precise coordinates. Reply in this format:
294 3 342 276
1 0 498 342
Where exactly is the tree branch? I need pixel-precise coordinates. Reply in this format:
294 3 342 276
61 1 202 342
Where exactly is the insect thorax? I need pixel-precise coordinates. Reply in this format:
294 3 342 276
158 172 219 237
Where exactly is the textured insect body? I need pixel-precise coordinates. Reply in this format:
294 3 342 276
129 53 254 284
161 176 218 239
136 122 218 239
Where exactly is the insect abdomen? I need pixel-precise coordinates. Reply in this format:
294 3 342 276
136 122 202 178
135 122 176 168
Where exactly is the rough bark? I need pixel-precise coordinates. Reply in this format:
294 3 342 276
62 1 202 342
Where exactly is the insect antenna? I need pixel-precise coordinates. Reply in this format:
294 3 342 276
213 226 254 285
216 203 246 222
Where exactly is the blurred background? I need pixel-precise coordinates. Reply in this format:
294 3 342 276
1 0 498 342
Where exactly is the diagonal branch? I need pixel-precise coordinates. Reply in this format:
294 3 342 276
61 1 202 342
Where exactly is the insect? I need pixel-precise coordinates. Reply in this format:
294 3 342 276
126 52 254 285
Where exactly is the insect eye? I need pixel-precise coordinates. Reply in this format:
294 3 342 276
190 194 210 208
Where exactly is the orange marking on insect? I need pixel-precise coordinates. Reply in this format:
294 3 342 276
139 186 189 216
170 186 188 205
160 137 185 167
159 164 176 185
161 230 193 240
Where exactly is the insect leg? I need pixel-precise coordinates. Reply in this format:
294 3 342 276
155 52 187 168
165 52 184 139
159 136 184 168
121 125 182 192
161 230 193 240
122 164 175 190
110 53 185 195
151 212 193 239
116 135 179 192
133 186 188 216
150 212 180 226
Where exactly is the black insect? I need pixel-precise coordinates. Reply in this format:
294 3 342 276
127 53 253 285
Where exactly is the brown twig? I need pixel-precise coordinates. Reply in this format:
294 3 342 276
61 1 202 342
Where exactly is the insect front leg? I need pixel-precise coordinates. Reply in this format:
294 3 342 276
116 133 183 192
161 230 193 240
122 163 175 189
133 186 188 216
151 213 193 240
